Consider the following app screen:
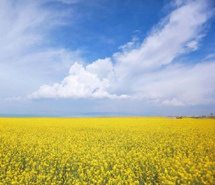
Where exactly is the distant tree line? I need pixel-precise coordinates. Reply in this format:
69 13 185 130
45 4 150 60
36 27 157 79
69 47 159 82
175 113 215 119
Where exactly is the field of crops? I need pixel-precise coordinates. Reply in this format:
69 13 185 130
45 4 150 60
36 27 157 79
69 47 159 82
0 118 214 184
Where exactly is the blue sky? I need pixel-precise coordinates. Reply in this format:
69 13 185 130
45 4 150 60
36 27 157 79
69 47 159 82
0 0 215 116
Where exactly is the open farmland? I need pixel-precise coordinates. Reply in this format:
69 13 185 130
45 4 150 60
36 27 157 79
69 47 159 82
0 118 214 184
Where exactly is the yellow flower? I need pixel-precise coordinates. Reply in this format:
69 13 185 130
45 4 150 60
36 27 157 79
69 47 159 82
0 117 214 184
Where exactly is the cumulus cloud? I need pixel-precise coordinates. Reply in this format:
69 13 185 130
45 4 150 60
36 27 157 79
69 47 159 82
31 0 215 106
30 60 127 99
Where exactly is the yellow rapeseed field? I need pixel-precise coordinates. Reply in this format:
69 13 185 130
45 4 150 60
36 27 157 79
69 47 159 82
0 117 214 185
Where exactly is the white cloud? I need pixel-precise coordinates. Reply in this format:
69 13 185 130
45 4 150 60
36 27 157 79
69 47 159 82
56 0 82 4
86 58 114 80
0 0 62 60
118 37 140 52
204 53 215 61
134 62 215 106
0 0 73 66
114 0 210 74
30 0 215 106
17 49 83 73
30 62 127 99
0 0 84 99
